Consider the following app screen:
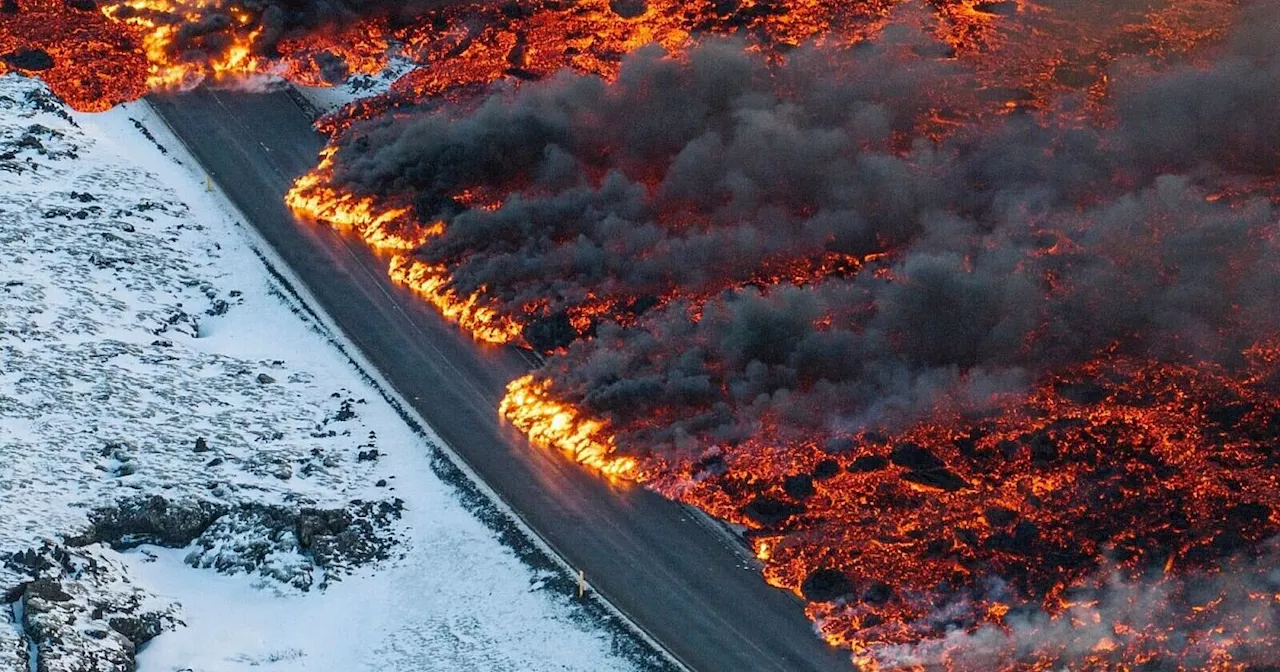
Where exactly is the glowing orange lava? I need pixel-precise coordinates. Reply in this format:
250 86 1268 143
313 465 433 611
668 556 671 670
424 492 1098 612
388 255 523 345
1 0 393 110
503 347 1280 668
286 148 523 345
500 374 639 479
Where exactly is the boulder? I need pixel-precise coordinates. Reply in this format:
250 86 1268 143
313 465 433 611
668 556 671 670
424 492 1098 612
890 443 945 472
742 496 805 526
801 568 853 602
3 49 53 71
983 506 1018 528
72 495 225 549
901 468 968 492
783 474 815 500
846 455 889 473
811 459 841 480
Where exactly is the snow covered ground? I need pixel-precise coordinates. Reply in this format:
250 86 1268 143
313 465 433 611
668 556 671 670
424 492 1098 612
295 55 419 114
0 73 664 671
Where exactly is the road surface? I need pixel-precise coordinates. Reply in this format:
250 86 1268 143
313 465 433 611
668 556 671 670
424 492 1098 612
148 87 853 672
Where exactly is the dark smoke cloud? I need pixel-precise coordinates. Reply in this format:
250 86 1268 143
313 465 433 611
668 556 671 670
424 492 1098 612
1113 3 1280 176
333 31 965 329
553 177 1277 452
324 2 1280 455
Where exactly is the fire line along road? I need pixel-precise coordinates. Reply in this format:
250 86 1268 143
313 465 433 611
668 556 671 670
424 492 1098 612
147 87 854 672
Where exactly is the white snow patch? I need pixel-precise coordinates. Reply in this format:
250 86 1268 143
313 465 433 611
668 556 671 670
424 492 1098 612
294 55 419 114
0 73 641 672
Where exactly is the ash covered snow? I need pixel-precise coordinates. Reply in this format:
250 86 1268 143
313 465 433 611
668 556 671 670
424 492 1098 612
0 73 656 672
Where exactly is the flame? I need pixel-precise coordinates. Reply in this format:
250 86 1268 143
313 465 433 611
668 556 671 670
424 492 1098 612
388 255 523 345
286 147 418 250
286 148 522 344
499 374 638 479
101 0 265 90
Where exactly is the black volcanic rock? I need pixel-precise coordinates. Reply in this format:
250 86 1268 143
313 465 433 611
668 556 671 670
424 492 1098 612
983 506 1018 528
1055 381 1109 405
1026 431 1059 464
1003 521 1041 554
742 496 805 526
890 443 945 472
1206 402 1251 429
72 495 226 549
901 468 968 492
863 580 894 605
801 568 853 602
812 459 841 480
9 543 181 672
846 455 889 473
3 48 54 71
608 0 646 18
1225 502 1272 540
783 474 815 500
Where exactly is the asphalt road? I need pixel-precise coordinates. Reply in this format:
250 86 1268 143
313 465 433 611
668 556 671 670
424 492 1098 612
148 87 853 672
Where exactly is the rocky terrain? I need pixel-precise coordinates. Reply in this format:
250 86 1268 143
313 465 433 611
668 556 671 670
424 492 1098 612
0 74 657 672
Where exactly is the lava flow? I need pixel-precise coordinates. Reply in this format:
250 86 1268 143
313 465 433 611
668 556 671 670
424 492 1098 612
500 374 639 478
0 0 414 110
287 0 1280 668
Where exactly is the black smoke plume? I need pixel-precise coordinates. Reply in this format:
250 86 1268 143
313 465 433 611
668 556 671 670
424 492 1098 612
325 3 1280 452
332 30 966 343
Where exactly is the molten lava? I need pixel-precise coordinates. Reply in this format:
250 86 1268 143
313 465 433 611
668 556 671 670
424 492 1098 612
1 0 398 110
286 147 523 344
500 374 638 479
506 346 1280 668
0 0 148 111
284 1 1280 667
286 146 419 250
388 255 524 345
4 0 1234 113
